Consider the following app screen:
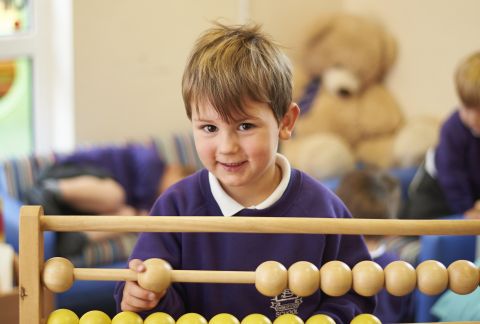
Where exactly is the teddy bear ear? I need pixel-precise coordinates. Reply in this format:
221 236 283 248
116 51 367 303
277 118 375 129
300 13 338 70
303 13 337 51
379 25 398 75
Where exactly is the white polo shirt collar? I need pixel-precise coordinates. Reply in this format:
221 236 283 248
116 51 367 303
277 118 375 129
209 153 291 216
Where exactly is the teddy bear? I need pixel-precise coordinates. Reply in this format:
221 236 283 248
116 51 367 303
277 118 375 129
282 12 439 179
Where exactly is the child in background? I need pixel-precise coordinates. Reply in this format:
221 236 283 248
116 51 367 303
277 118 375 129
26 141 193 260
114 23 374 323
402 51 480 219
336 168 414 323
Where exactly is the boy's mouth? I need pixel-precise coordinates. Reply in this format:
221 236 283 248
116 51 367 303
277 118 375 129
218 161 247 170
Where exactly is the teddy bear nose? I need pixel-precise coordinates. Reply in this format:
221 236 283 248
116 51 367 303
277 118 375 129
337 88 352 98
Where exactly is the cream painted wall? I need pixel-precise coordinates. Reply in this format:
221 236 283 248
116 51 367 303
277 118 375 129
249 1 341 65
73 0 339 144
74 0 480 144
344 0 480 120
73 0 239 144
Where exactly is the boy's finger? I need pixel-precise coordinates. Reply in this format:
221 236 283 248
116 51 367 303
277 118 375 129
121 302 143 313
127 282 158 301
128 259 146 272
121 295 156 312
474 200 480 210
123 293 154 309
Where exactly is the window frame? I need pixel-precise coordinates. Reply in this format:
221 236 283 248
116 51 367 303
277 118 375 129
0 0 74 154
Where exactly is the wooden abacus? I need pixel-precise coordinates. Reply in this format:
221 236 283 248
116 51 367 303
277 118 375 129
19 205 480 323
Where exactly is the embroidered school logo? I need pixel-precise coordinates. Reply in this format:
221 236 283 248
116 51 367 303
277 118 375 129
270 289 303 316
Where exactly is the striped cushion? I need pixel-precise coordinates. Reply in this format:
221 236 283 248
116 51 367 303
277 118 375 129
0 133 200 267
0 133 200 202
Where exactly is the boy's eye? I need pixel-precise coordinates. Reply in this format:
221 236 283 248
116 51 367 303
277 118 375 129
239 123 254 131
202 125 217 133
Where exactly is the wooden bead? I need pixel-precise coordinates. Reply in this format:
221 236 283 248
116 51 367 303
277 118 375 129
350 314 381 324
273 314 303 324
112 311 143 323
320 260 352 297
137 258 172 293
447 260 479 294
352 261 384 297
288 261 319 297
42 257 74 293
177 313 208 324
79 310 110 324
145 312 175 324
241 314 272 324
384 260 416 296
305 314 335 324
255 261 288 297
209 313 240 324
416 260 448 295
47 308 79 323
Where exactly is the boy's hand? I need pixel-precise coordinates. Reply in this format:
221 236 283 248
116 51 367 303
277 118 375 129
474 200 480 211
121 259 166 312
464 200 480 219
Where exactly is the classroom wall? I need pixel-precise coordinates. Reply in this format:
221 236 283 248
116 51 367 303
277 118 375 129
73 0 340 144
73 0 480 144
74 0 237 144
344 0 480 120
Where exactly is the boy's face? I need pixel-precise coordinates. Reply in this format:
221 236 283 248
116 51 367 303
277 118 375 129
191 99 298 200
459 106 480 137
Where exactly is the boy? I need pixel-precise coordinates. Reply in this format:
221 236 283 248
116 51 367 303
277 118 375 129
402 51 480 219
114 23 374 323
336 169 413 323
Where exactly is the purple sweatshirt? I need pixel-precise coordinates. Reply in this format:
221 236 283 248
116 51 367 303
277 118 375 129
373 251 413 323
56 140 165 211
435 110 480 214
114 168 375 323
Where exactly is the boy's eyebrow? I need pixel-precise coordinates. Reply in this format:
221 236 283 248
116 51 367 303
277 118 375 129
193 115 259 123
192 117 216 123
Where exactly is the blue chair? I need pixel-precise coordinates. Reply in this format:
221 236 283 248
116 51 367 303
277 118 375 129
322 166 417 196
3 192 56 259
2 191 122 317
415 219 476 322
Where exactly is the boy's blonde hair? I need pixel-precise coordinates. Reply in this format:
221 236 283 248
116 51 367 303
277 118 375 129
336 169 401 220
182 23 293 123
455 51 480 108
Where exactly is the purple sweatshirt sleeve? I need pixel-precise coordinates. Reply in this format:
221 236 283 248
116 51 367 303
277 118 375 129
113 194 187 318
435 112 475 213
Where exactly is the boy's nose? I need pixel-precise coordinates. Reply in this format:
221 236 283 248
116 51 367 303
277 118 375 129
218 132 239 154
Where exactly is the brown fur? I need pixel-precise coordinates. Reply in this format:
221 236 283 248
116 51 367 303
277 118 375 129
284 13 438 178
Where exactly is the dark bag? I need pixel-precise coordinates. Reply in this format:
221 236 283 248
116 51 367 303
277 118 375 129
24 162 112 215
24 163 114 257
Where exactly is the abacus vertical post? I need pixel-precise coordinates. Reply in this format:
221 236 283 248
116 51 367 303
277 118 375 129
19 206 44 324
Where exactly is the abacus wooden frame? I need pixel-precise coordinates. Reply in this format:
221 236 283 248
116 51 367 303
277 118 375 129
19 205 480 324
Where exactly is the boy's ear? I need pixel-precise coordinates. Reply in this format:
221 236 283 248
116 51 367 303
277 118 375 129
279 103 300 140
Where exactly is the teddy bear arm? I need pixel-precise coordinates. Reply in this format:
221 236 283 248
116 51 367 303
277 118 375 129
355 136 396 168
358 85 405 136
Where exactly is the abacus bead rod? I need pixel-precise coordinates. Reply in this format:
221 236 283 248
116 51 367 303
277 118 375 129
74 268 137 281
172 270 256 284
41 216 480 235
71 268 255 284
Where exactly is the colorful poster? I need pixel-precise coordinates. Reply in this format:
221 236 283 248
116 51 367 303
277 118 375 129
0 58 33 158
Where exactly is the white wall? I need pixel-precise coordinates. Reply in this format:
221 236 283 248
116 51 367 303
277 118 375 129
249 1 341 64
73 0 480 144
344 0 480 120
74 0 239 143
73 0 339 144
